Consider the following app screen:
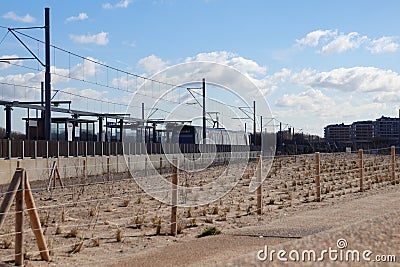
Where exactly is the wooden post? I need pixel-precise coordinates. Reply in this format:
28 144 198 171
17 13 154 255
107 157 110 181
391 146 395 184
0 168 51 263
256 155 262 215
24 173 51 261
359 149 363 191
15 169 25 266
0 170 22 229
83 159 87 179
314 152 321 202
171 158 178 236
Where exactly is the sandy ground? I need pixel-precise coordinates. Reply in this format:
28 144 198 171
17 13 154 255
0 153 398 266
111 188 400 267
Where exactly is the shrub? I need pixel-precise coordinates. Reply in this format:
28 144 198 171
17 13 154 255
197 227 221 238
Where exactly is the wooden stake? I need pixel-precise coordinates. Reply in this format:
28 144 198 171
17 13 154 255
391 146 395 184
359 149 363 192
314 152 321 202
107 157 110 181
0 168 51 263
256 155 262 215
0 170 22 229
15 169 25 266
171 158 178 236
24 173 50 261
47 161 64 191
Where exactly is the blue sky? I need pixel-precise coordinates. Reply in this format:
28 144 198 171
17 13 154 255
1 0 400 135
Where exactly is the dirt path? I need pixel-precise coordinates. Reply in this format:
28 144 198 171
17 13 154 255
102 188 400 266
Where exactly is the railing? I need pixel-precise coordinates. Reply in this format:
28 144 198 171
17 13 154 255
0 139 256 159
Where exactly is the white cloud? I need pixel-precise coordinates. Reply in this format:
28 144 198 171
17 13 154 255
253 68 291 95
102 0 132 9
296 29 337 47
137 55 170 73
0 55 23 70
297 30 400 54
185 51 267 76
66 13 89 22
367 36 400 53
291 67 400 93
69 32 109 45
275 89 330 111
321 32 367 54
373 92 400 103
2 11 36 23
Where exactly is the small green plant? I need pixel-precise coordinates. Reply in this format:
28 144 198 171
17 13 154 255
89 207 96 217
70 236 84 254
201 208 207 216
188 217 198 227
116 227 123 242
66 227 79 238
121 199 130 207
61 207 66 222
177 221 183 234
55 224 63 235
133 215 144 229
46 238 54 256
2 238 12 249
212 206 219 215
197 227 221 238
92 237 100 247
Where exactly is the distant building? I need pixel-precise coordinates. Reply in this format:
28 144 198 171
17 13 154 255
374 116 399 142
324 123 351 147
325 115 400 150
350 120 374 143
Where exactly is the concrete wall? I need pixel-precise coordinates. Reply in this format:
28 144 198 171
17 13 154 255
0 151 260 185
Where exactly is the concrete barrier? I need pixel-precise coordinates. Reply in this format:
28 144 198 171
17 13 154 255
0 151 260 185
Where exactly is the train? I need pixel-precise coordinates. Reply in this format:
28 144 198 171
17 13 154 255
168 125 248 146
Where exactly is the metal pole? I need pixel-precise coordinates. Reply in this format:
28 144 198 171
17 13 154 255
5 105 12 139
253 101 256 145
44 8 51 140
98 116 103 142
202 78 206 143
142 102 145 120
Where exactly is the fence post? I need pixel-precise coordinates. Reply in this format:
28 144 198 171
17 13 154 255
24 173 51 261
15 168 25 266
46 141 49 158
171 158 178 236
107 157 110 181
256 155 262 215
359 149 363 191
57 141 60 158
391 146 396 185
314 152 321 202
